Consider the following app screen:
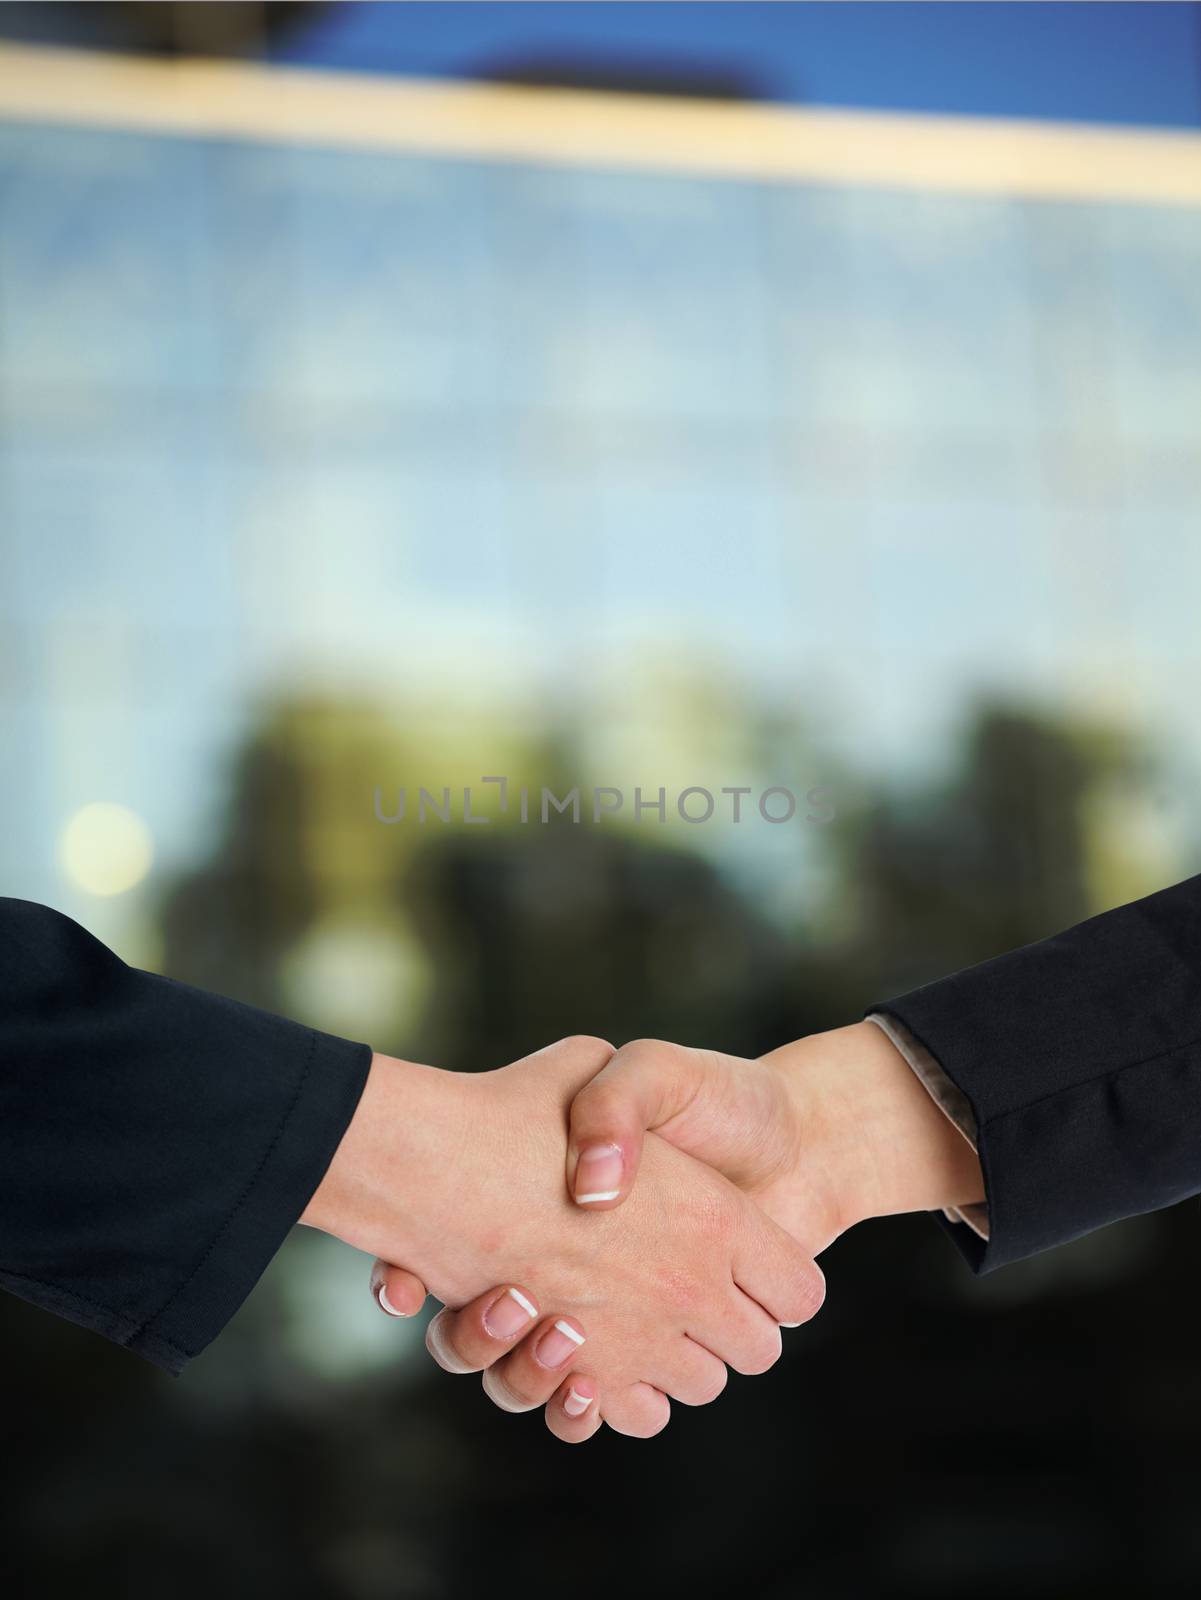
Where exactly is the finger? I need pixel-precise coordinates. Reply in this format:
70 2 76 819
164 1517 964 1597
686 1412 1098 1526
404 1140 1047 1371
731 1204 827 1330
481 1314 588 1414
567 1038 706 1210
424 1284 541 1376
650 1336 728 1407
690 1283 786 1377
545 1374 602 1444
600 1381 671 1438
370 1260 428 1319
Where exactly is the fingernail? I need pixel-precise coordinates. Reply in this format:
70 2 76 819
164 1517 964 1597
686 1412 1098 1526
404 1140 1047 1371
482 1368 538 1414
376 1283 410 1318
781 1321 801 1329
563 1385 594 1418
574 1143 623 1203
483 1286 538 1339
426 1311 475 1375
536 1319 586 1368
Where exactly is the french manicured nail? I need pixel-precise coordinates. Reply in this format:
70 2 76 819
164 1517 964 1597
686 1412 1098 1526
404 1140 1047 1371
426 1312 475 1374
563 1385 594 1418
482 1368 538 1413
376 1283 410 1318
537 1319 586 1368
483 1286 538 1339
574 1143 623 1203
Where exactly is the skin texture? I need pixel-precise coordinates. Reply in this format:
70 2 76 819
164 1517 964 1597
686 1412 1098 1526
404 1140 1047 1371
302 1035 825 1438
372 1021 984 1440
566 1022 986 1246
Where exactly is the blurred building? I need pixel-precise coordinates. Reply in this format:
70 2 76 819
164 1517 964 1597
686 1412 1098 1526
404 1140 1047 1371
1 6 1200 1598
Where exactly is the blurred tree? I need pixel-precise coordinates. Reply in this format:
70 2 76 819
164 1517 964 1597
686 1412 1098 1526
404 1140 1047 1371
8 690 1194 1600
849 704 1138 999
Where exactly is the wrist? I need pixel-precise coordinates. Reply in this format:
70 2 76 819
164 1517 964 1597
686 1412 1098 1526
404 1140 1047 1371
766 1021 984 1238
301 1051 474 1273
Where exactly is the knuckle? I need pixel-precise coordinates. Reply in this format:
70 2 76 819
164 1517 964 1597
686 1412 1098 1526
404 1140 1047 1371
691 1183 738 1244
611 1393 670 1439
654 1263 705 1318
635 1398 672 1438
616 1037 670 1067
685 1366 728 1407
703 1367 729 1403
786 1262 827 1326
716 1188 742 1236
575 1076 631 1124
733 1327 783 1377
563 1033 615 1059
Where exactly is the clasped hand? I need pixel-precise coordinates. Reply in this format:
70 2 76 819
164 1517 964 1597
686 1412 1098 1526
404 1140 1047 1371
302 1025 984 1442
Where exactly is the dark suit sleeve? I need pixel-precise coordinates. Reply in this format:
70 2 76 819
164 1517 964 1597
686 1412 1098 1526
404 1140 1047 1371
0 898 372 1374
870 873 1201 1272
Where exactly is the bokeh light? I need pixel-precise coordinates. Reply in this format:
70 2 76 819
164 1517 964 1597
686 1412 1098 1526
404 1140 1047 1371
58 802 154 896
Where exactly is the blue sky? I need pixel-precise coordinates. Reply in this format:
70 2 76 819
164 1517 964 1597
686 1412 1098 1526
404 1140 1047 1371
270 3 1201 129
1 2 1197 127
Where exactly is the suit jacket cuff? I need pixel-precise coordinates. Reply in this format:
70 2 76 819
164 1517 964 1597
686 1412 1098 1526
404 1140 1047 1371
127 981 374 1374
864 1013 990 1242
867 874 1201 1272
0 900 372 1375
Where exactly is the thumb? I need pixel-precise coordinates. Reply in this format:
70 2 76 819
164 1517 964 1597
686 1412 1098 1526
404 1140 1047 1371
566 1038 709 1211
369 1259 429 1319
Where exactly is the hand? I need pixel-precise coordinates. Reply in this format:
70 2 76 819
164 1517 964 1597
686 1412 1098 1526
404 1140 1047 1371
370 1265 604 1442
302 1035 824 1438
367 1023 980 1435
564 1023 986 1248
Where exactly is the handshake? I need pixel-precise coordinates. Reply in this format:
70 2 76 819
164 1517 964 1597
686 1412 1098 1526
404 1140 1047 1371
301 1023 985 1442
